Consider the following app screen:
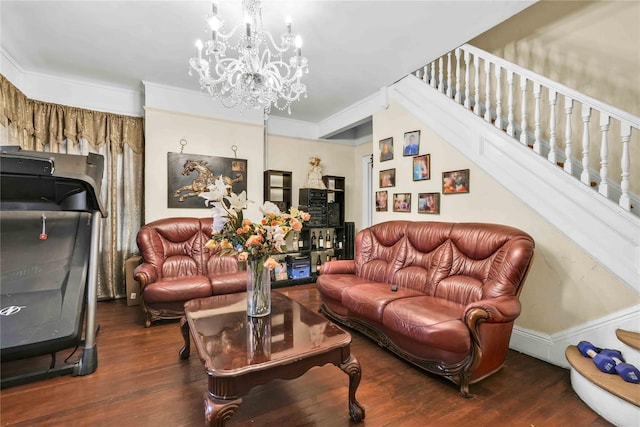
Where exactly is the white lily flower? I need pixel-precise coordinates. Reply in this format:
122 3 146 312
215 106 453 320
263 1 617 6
260 201 281 217
226 190 248 212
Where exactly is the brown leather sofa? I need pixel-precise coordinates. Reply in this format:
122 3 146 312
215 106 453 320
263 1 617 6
317 220 535 396
134 217 246 327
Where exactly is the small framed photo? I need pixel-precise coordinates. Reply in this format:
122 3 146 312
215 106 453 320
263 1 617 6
375 190 388 211
379 137 394 162
442 169 470 194
273 261 288 281
393 193 411 212
412 154 430 181
418 192 440 214
379 168 396 188
403 130 421 156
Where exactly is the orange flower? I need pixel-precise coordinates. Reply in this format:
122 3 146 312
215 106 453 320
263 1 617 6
264 257 278 270
237 252 248 262
291 218 302 231
242 218 252 226
246 235 263 246
261 218 268 225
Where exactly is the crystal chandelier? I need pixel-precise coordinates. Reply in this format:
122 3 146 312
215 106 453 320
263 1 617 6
188 0 309 116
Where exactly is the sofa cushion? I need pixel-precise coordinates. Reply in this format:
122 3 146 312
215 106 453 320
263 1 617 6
356 221 409 283
209 271 248 295
382 296 470 355
342 283 423 323
162 255 200 278
316 274 371 303
142 275 212 303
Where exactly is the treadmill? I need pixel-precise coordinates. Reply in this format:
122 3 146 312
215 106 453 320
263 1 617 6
0 148 106 388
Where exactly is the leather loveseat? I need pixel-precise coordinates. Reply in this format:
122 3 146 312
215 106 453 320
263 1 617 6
134 217 246 327
317 220 535 396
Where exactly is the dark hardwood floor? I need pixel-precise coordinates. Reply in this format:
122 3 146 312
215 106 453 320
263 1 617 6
1 284 611 427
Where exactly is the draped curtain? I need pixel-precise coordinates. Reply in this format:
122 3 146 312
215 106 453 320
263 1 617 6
0 74 144 300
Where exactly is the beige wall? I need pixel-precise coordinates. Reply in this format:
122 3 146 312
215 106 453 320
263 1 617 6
145 108 363 228
471 0 639 117
372 101 637 333
265 135 359 222
144 108 264 223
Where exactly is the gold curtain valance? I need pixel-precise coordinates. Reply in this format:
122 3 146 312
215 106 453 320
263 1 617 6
0 74 143 153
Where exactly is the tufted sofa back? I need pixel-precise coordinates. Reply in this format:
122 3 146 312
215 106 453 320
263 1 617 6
355 221 534 306
136 217 214 279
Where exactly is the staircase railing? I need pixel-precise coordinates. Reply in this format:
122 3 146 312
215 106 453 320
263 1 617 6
414 43 639 215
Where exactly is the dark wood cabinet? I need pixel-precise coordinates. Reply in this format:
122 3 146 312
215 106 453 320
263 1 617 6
267 174 353 288
263 170 292 211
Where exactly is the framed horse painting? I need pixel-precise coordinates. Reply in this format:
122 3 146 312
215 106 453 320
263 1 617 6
167 152 247 208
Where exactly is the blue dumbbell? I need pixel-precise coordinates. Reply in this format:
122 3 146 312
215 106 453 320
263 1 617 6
601 349 640 384
577 341 616 373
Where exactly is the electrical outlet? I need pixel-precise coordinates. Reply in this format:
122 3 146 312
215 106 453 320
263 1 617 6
130 292 137 300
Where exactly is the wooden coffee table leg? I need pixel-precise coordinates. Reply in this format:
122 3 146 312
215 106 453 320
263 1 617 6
340 355 365 422
179 316 190 360
204 392 242 427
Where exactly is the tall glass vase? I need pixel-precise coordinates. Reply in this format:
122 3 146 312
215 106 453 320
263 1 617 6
247 258 271 317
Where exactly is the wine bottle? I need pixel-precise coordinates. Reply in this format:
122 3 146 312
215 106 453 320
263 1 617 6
326 231 332 249
311 231 317 249
297 232 304 249
316 255 322 273
333 232 338 249
318 231 324 248
292 232 298 251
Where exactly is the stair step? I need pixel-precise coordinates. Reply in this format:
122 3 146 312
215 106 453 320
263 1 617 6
565 345 640 408
617 328 640 351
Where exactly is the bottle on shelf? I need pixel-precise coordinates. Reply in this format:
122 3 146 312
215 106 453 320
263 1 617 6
297 232 304 250
326 230 333 249
334 232 338 249
292 232 298 251
311 231 317 250
316 255 322 273
318 230 324 249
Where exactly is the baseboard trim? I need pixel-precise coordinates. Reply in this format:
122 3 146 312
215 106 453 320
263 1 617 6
510 304 640 369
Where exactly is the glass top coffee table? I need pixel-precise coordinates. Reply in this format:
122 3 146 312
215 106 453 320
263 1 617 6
179 290 365 426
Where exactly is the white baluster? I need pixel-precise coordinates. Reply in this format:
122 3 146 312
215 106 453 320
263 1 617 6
506 70 515 137
474 54 481 115
422 65 428 83
520 76 528 145
484 59 491 122
446 52 453 98
598 114 610 197
533 82 542 153
464 50 471 109
564 97 574 175
547 89 558 164
431 62 437 88
580 104 592 185
619 122 631 211
494 65 503 130
438 57 445 93
455 48 462 103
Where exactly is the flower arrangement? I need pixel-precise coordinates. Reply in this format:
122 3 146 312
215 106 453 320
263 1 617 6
201 177 311 265
200 177 310 316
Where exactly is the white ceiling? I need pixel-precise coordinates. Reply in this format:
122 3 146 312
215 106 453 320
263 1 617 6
1 1 534 124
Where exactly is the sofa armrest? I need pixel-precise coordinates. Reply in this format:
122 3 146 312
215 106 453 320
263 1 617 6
133 263 158 289
320 260 356 275
463 296 522 325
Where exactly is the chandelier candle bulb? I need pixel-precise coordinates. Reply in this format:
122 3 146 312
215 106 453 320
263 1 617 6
286 16 292 34
195 40 203 60
295 35 302 57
